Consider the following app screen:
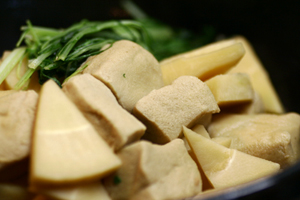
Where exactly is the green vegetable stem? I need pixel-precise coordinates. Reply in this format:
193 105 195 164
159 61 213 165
10 19 150 88
0 0 215 89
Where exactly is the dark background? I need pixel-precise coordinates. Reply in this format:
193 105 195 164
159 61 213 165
1 2 300 198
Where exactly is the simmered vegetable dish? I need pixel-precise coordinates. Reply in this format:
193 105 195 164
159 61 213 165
0 7 299 200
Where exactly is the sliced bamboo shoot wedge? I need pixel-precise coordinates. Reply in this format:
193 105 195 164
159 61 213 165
160 42 245 85
227 36 284 113
30 80 121 187
183 126 280 189
205 73 254 107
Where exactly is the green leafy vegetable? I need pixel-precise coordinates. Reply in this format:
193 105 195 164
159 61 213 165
0 47 26 85
63 61 90 85
0 1 215 89
13 19 150 88
14 68 35 90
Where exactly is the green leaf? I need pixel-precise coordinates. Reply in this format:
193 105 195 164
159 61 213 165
0 47 26 85
63 61 90 84
13 68 35 90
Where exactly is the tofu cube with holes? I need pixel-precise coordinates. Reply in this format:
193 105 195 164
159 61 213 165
0 90 38 167
83 40 164 112
103 139 201 200
208 113 300 168
63 74 146 151
133 76 220 144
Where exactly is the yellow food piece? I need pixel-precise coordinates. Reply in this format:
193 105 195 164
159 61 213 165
83 40 164 112
30 80 121 187
4 53 29 90
0 51 41 92
0 90 17 98
192 124 211 139
0 90 38 164
0 51 11 90
63 74 146 151
227 36 284 113
208 113 300 168
160 42 245 85
183 126 280 189
183 125 218 192
0 58 2 89
32 182 111 200
0 33 295 198
195 114 212 128
133 76 219 144
103 139 201 200
211 137 232 148
183 125 210 153
188 150 214 192
219 91 265 114
186 125 232 150
205 73 254 107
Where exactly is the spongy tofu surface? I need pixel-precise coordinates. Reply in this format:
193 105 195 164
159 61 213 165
63 74 146 151
83 40 164 112
0 90 38 163
208 113 300 168
133 76 220 144
103 139 202 200
184 126 280 189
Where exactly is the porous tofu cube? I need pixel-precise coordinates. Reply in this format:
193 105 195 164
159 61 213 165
0 90 17 98
103 139 202 200
133 76 220 144
194 114 212 128
208 113 300 168
0 90 38 164
83 40 164 112
31 80 121 187
184 127 280 189
63 74 146 151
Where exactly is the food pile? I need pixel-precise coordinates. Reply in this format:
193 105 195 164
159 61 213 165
0 17 299 200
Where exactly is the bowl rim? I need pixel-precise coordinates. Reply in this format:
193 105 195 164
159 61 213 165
189 160 300 199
